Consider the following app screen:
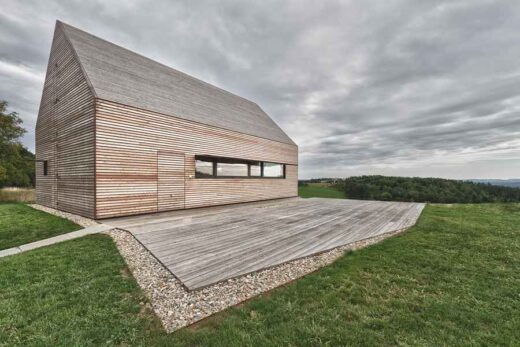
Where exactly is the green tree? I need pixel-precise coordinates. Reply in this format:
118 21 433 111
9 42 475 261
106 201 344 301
0 101 26 144
339 175 520 204
0 101 34 187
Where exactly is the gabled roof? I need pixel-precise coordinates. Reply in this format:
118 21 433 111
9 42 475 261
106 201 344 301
57 21 296 146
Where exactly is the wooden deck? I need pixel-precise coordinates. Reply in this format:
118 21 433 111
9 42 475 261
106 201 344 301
105 198 424 290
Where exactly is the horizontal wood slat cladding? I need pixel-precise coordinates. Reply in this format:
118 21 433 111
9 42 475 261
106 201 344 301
35 24 96 218
95 99 298 218
158 152 185 211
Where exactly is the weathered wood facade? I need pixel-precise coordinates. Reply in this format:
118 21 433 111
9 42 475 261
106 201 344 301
36 21 298 219
96 100 297 218
35 23 96 218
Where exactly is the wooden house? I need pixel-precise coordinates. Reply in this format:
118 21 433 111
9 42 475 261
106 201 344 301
35 21 298 219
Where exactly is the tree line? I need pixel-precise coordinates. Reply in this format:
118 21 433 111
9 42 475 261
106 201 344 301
338 175 520 203
0 101 34 187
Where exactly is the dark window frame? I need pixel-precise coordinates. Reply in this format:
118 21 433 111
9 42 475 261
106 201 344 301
195 155 286 179
43 160 48 176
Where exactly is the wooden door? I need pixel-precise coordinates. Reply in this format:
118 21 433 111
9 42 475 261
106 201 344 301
157 151 185 212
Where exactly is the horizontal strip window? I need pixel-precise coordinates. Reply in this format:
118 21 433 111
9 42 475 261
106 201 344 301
217 162 248 177
195 155 285 179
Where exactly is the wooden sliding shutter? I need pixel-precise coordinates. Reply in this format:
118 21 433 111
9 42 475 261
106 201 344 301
157 151 185 211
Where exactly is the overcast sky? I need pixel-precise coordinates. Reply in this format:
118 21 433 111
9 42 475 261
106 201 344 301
2 0 520 179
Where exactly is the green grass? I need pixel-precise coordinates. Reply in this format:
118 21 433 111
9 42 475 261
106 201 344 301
1 204 520 345
0 235 160 346
0 203 81 250
298 183 346 199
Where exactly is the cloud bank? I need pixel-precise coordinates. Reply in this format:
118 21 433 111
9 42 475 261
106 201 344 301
2 0 520 178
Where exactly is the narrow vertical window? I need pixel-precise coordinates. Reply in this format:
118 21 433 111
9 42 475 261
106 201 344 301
43 161 48 176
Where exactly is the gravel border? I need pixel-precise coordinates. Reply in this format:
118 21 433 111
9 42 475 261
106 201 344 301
107 227 407 333
28 204 98 227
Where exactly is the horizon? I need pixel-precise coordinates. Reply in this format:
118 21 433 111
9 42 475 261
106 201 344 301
2 1 520 179
299 176 520 181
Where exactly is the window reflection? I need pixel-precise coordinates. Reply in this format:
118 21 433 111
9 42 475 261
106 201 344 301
217 162 248 177
263 162 284 177
250 162 261 177
195 159 213 177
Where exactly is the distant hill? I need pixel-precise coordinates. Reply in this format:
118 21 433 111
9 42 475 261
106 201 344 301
469 179 520 188
336 176 520 203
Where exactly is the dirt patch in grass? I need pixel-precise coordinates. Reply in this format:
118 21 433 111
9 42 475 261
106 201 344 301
120 267 132 278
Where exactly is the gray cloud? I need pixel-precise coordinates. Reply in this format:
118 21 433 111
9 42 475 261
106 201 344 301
1 0 520 179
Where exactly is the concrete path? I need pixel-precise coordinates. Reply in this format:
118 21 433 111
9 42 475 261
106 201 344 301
0 224 113 258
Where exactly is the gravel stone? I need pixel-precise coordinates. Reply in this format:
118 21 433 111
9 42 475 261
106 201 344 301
106 227 406 333
28 204 98 227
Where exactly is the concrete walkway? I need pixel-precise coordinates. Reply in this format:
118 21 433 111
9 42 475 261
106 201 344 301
0 224 113 258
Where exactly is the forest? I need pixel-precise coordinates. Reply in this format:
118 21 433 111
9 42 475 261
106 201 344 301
338 175 520 203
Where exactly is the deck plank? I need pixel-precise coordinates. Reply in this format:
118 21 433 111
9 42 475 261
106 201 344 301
105 198 424 290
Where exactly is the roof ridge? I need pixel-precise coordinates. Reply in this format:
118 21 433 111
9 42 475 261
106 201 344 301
55 20 296 146
58 20 257 107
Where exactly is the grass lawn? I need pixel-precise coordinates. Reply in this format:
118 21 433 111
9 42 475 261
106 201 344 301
0 203 81 250
1 203 519 345
299 183 346 199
